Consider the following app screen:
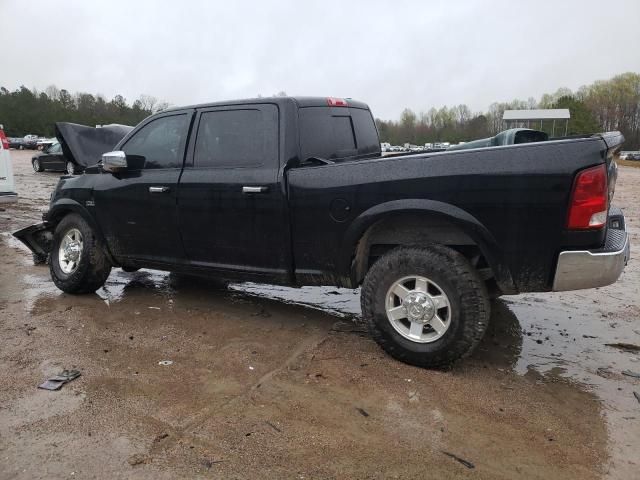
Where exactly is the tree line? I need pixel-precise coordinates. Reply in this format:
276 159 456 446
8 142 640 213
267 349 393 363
1 72 639 149
0 85 168 137
376 72 640 149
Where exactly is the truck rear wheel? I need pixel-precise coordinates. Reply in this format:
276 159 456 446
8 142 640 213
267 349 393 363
49 213 112 294
361 245 490 368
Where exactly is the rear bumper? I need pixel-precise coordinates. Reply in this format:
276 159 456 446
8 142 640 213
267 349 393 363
553 207 630 291
0 192 18 204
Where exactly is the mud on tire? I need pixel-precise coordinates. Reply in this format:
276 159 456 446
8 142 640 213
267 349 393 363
361 245 490 368
49 213 112 294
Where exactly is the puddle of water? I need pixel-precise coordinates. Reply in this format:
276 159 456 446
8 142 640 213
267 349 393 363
229 283 361 318
9 256 640 476
18 263 640 387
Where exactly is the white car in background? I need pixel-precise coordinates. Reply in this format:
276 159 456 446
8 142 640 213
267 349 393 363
0 125 18 203
36 137 57 151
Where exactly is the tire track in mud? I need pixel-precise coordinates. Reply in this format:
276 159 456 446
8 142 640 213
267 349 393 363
147 329 330 456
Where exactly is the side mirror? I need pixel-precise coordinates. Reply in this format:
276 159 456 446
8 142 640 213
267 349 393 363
102 151 127 172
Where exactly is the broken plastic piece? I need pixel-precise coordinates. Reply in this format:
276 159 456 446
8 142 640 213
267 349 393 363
38 369 81 391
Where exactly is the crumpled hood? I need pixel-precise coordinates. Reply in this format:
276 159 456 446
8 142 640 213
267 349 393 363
55 122 133 167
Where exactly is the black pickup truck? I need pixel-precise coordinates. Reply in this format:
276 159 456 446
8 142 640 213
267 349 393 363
14 96 630 367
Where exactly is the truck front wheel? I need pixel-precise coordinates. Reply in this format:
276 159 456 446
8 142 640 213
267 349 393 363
361 245 490 368
49 213 112 294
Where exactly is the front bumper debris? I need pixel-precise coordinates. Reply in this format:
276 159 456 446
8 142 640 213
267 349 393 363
553 207 630 291
12 222 54 259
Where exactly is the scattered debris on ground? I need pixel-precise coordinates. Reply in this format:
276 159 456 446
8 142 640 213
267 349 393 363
622 370 640 379
355 407 370 417
441 450 475 469
38 369 81 391
265 421 281 432
201 459 224 469
158 360 173 366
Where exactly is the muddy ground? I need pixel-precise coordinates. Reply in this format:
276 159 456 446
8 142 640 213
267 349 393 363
1 150 639 479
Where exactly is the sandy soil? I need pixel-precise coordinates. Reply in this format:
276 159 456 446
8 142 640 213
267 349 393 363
0 150 639 479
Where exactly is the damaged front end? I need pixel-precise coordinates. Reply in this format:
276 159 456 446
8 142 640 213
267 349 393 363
13 121 134 265
13 221 54 264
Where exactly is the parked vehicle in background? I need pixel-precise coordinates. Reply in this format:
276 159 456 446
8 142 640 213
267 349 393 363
380 142 391 152
8 137 24 149
37 137 56 151
22 134 39 149
31 142 80 174
0 125 18 203
14 96 630 368
626 152 640 161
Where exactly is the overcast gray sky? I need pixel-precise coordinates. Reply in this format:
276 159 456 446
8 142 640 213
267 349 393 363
2 0 639 120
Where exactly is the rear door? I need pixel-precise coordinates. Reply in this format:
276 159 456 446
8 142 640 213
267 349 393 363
289 105 381 277
94 111 192 263
177 103 288 278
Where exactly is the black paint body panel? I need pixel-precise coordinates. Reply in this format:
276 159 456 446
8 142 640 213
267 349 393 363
36 97 620 294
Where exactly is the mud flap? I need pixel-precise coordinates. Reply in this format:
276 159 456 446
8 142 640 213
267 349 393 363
13 223 54 263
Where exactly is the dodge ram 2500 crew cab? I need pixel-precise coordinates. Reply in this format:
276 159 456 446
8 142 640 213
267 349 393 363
14 96 630 367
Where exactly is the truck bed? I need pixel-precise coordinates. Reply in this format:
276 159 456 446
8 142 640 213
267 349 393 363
287 133 622 293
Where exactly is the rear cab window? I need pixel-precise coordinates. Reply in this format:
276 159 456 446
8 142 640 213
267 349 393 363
299 106 380 162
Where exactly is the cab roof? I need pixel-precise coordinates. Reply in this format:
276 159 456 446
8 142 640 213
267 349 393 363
164 96 370 113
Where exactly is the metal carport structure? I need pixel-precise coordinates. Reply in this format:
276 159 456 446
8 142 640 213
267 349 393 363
503 109 570 136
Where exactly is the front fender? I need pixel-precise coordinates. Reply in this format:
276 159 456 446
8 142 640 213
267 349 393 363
337 199 516 293
45 198 118 265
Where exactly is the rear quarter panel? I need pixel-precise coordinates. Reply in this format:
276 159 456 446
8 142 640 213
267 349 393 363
287 137 609 292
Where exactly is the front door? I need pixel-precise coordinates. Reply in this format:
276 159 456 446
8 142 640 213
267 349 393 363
177 104 289 279
41 142 66 171
94 111 192 264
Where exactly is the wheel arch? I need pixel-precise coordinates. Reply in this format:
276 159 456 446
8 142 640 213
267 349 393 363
47 199 118 265
338 199 516 294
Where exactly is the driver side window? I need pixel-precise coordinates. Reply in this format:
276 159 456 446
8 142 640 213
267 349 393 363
123 114 188 169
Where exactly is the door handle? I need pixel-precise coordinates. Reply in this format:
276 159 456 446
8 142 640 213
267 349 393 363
149 186 170 193
242 186 268 194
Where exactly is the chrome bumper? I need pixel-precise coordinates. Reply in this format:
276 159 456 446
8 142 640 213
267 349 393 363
553 208 630 292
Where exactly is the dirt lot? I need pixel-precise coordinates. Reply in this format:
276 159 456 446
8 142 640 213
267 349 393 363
1 150 639 479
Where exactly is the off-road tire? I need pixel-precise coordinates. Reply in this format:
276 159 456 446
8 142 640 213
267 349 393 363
49 213 112 293
361 245 490 368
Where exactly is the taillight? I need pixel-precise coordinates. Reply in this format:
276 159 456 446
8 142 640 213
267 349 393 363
327 97 348 107
0 130 8 150
567 164 608 229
